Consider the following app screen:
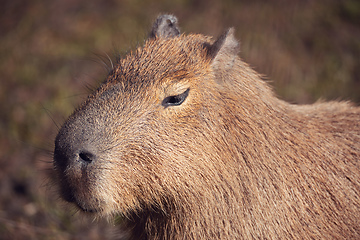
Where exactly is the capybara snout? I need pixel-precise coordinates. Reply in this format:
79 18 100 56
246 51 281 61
54 14 360 239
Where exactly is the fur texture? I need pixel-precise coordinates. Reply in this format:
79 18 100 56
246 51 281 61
54 15 360 239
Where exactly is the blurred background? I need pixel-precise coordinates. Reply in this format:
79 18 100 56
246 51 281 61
1 0 359 239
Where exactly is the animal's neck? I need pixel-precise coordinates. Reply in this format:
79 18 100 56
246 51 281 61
125 194 240 240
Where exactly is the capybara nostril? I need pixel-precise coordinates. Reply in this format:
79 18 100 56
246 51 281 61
78 151 95 164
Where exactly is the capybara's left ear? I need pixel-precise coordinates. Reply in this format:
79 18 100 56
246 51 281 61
149 14 180 39
205 28 240 70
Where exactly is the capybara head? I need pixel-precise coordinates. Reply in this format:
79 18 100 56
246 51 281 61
54 15 360 239
54 15 239 214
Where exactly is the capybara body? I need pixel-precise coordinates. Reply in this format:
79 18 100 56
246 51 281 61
54 15 360 239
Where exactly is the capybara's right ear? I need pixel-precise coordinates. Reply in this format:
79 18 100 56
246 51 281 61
149 14 180 39
206 28 240 71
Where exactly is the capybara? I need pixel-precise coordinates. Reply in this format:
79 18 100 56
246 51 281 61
53 15 360 239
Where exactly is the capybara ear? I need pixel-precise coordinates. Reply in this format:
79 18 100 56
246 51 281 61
149 14 180 39
206 28 240 71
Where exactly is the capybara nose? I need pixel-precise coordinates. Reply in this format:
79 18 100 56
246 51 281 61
78 151 96 164
53 144 69 171
54 133 98 171
54 146 96 169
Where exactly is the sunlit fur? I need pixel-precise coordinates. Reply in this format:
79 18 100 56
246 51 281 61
54 20 360 239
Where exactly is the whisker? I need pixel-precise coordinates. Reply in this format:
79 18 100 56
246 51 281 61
42 104 60 130
104 52 114 70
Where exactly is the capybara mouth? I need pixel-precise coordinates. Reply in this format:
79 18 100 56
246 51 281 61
71 197 101 213
75 203 98 213
58 184 100 213
68 194 101 213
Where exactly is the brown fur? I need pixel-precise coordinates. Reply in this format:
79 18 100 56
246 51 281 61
54 15 360 239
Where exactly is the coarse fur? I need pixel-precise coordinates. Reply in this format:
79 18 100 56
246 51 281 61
54 15 360 239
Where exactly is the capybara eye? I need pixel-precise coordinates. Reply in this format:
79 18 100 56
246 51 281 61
162 88 189 107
